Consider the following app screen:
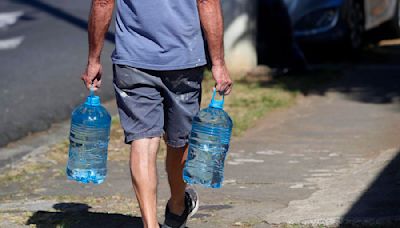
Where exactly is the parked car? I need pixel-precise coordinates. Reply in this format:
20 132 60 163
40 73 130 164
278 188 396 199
284 0 400 49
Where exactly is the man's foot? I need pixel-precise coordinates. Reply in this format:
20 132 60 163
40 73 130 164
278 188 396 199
162 187 199 228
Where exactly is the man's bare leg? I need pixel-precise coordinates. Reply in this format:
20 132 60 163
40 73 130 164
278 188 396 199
165 144 188 215
130 137 161 228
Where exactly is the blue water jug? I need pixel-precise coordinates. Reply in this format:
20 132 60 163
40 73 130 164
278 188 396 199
66 89 111 184
183 89 233 188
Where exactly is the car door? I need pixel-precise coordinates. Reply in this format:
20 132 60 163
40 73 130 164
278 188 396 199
364 0 397 30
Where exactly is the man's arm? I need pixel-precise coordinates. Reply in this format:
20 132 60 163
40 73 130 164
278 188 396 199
197 0 233 95
81 0 115 91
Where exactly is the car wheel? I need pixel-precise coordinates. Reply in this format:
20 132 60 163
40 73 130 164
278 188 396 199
345 0 365 50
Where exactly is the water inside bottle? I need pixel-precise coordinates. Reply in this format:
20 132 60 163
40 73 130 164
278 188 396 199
183 114 231 188
66 96 111 184
67 121 109 184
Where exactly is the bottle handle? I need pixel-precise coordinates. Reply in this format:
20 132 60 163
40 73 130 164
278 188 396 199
85 84 101 106
89 84 95 97
209 88 225 109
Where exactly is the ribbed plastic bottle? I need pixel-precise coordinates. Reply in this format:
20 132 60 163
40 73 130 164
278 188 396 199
183 89 233 188
66 89 111 184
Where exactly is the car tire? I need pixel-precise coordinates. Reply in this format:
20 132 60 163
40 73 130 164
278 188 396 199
344 0 365 51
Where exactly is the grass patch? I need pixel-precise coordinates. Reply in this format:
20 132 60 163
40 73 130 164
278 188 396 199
0 160 49 185
0 66 340 226
0 212 34 226
105 69 298 158
106 67 340 157
201 70 295 136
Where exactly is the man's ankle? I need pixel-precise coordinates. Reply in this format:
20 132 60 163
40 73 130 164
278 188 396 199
167 199 186 216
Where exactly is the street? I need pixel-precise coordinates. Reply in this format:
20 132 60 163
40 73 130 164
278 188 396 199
1 0 400 227
0 0 115 146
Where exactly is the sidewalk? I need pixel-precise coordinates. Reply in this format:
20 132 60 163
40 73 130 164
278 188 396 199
1 63 400 227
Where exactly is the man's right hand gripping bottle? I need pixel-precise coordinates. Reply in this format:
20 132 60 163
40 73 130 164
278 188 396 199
183 89 233 188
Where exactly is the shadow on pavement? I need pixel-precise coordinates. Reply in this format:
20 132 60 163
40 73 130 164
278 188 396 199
26 202 143 228
324 44 400 105
248 43 400 106
340 149 400 227
14 0 115 43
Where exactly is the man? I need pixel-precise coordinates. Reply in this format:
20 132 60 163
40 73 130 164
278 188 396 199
81 0 233 227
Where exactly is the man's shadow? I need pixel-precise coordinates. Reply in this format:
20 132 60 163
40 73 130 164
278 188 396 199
26 202 144 228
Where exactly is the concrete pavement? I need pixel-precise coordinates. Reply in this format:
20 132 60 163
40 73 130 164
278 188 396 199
2 41 400 227
1 57 400 227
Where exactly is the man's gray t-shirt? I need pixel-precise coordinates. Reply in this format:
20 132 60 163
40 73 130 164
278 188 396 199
111 0 207 70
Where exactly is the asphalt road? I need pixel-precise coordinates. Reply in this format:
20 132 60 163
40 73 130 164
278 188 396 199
0 0 116 146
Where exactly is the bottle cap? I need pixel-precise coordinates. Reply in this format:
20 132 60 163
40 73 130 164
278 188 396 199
85 95 101 106
209 88 224 109
85 85 101 106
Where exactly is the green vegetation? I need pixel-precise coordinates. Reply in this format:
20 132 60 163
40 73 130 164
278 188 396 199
201 70 296 136
0 67 339 171
106 67 339 158
0 66 340 226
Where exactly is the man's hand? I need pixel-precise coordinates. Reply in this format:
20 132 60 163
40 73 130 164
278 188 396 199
81 0 114 91
212 64 233 95
197 0 232 95
81 61 102 91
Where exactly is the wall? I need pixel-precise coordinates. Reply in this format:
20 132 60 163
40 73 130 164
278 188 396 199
222 0 258 74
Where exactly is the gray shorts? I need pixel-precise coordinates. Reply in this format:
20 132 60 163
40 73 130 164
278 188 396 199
113 64 204 147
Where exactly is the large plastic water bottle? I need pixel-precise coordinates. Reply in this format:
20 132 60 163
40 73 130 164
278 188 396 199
66 89 111 184
183 89 233 188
